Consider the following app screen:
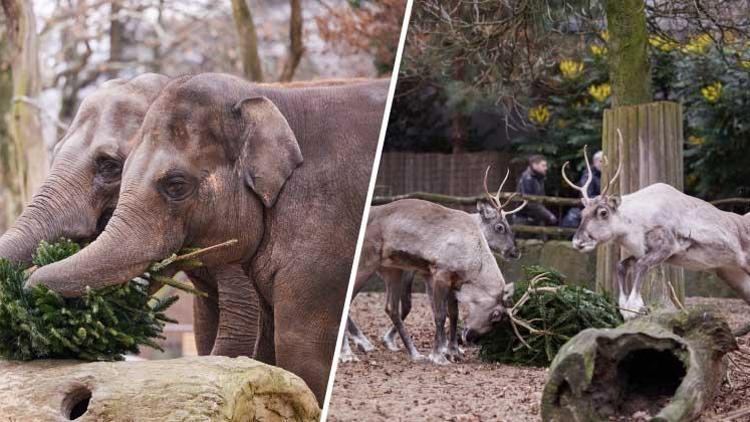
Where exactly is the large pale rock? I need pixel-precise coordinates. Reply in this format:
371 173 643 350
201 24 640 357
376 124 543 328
0 356 321 421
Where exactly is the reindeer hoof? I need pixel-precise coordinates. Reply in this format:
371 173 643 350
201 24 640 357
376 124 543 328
446 346 464 362
352 335 376 353
408 352 426 362
340 351 359 363
382 332 400 352
428 351 451 365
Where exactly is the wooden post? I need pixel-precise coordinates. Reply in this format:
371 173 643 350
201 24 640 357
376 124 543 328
596 101 685 307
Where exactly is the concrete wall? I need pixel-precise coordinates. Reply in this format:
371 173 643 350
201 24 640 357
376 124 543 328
363 240 737 299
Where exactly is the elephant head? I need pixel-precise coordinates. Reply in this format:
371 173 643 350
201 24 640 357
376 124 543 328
27 73 303 296
0 73 168 265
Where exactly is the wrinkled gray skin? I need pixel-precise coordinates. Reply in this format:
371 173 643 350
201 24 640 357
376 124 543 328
0 74 167 264
345 199 521 363
0 73 257 357
344 199 513 365
27 73 386 404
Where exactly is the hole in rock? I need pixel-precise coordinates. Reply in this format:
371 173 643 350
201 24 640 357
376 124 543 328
63 385 92 420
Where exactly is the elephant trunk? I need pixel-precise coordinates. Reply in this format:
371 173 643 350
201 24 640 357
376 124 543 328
0 170 95 266
26 198 178 297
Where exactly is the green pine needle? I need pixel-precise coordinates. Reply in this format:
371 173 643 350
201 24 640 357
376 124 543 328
0 239 209 361
478 265 623 367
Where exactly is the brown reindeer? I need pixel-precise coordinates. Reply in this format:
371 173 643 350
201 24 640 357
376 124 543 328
342 169 525 364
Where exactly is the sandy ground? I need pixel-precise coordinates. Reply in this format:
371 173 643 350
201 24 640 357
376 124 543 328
327 293 750 422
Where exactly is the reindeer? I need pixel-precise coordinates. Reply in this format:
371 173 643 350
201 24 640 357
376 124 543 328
564 129 750 319
341 169 525 364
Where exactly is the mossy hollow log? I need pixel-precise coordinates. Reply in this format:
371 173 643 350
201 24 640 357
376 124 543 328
541 308 737 421
0 355 321 421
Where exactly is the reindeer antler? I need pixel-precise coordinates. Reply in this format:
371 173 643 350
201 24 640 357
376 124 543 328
483 166 528 217
562 145 593 201
600 128 624 197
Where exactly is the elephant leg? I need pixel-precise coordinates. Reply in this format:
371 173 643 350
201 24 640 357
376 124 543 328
209 265 258 358
254 288 276 365
273 291 339 405
186 270 219 356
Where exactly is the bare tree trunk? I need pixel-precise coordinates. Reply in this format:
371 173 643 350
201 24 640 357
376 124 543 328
108 0 124 79
231 0 263 82
278 0 304 82
151 0 164 73
0 0 47 228
604 0 651 106
0 28 12 234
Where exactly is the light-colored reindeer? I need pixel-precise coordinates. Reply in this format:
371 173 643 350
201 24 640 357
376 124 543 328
341 169 525 364
564 129 750 319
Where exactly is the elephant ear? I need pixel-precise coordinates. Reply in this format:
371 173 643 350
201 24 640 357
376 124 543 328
233 96 303 208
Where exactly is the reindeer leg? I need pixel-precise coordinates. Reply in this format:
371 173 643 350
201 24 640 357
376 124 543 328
427 273 451 365
717 267 750 305
343 251 379 360
382 271 415 351
347 317 375 353
382 268 423 361
446 290 463 361
616 256 636 315
625 227 676 319
339 327 359 363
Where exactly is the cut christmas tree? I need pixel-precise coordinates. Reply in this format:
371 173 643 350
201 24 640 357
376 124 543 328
0 238 235 361
478 266 623 367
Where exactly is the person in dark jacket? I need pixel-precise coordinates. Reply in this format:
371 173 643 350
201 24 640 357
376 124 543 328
515 154 558 226
561 151 603 228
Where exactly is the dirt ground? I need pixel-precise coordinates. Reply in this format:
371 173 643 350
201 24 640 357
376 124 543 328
327 293 750 422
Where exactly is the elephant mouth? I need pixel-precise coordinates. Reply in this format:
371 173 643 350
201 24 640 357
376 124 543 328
94 208 115 238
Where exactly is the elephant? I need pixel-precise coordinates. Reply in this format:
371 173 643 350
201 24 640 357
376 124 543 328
0 73 258 358
27 73 387 404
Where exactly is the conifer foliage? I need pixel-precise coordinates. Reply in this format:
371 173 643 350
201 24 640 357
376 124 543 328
0 239 185 361
478 266 623 367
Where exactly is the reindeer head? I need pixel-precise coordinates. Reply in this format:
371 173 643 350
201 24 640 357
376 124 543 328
563 130 624 253
477 166 527 260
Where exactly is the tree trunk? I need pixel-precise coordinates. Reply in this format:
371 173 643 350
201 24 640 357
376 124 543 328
596 102 685 309
0 356 321 421
0 35 11 234
0 0 47 228
541 309 737 421
108 0 124 79
231 0 263 82
278 0 304 82
604 0 651 106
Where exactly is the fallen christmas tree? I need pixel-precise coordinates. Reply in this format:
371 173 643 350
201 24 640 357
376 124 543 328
478 266 623 366
540 308 738 421
0 238 234 361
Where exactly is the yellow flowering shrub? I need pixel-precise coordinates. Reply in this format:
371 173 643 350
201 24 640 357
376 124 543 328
559 60 584 79
682 34 713 55
587 83 611 102
589 44 607 57
687 135 705 146
528 105 550 125
649 35 678 52
700 81 722 103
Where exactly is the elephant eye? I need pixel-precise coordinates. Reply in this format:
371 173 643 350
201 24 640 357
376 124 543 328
96 157 122 180
159 172 196 201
